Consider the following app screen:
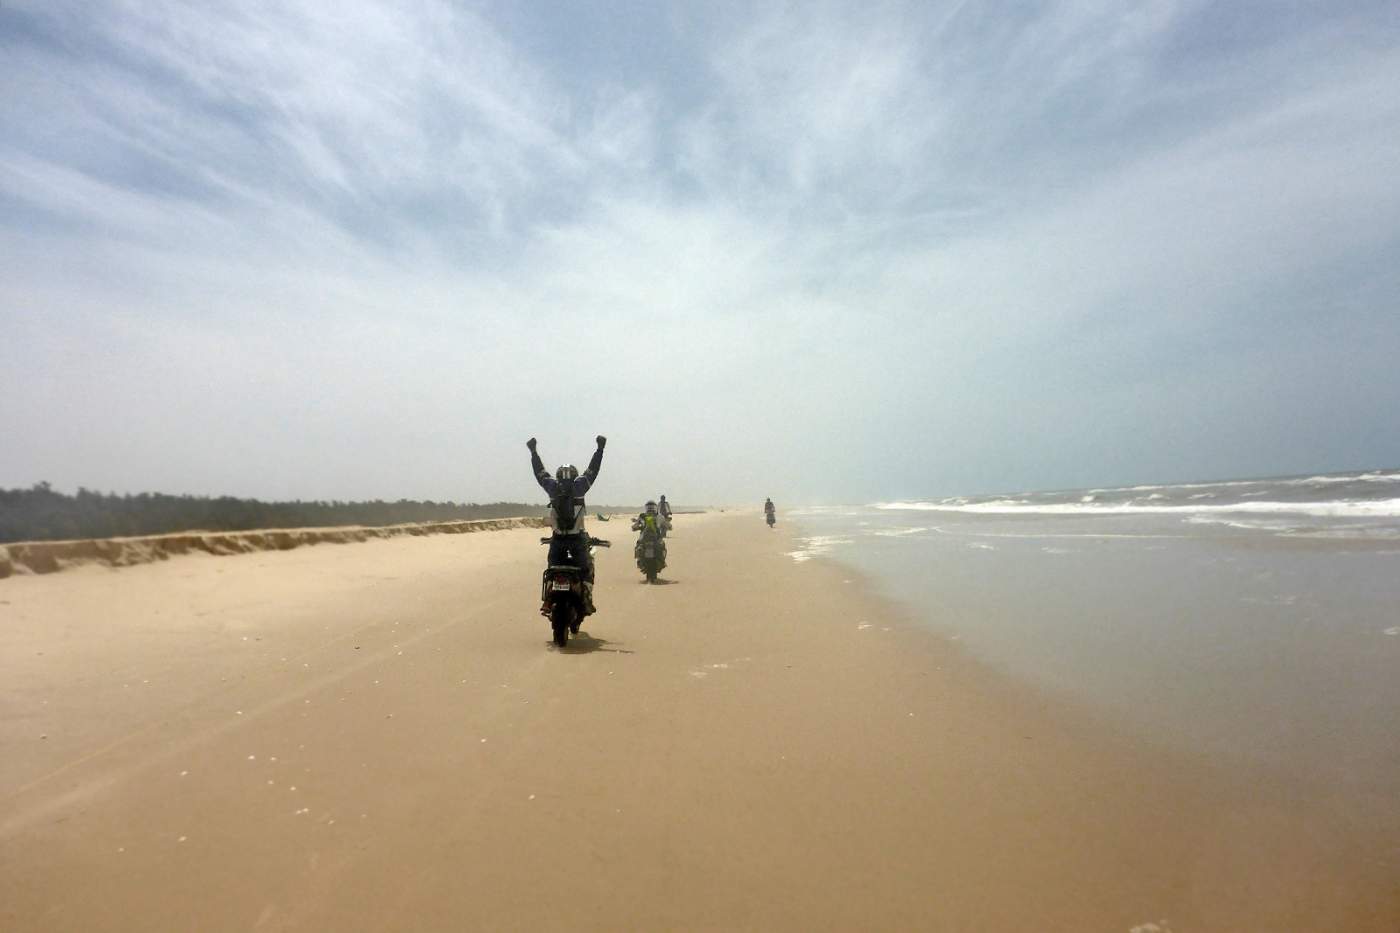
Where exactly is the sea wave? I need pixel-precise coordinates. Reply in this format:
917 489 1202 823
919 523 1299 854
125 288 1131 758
1296 471 1400 485
870 526 931 538
1082 470 1400 496
787 535 854 562
874 498 1400 518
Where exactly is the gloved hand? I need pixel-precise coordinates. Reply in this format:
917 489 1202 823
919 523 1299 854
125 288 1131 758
596 435 607 448
526 437 537 452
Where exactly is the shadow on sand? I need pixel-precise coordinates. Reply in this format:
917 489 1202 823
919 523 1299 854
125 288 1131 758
637 577 680 586
549 631 634 654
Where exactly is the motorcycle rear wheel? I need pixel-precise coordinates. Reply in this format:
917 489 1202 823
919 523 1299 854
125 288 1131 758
550 602 572 647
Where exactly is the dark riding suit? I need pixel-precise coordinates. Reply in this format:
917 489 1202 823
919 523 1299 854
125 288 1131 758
531 444 605 584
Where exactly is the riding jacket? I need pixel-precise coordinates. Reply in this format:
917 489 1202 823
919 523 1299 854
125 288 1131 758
532 445 604 536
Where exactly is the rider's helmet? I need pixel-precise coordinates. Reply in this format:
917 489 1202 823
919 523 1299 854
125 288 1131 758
645 500 657 514
556 464 578 482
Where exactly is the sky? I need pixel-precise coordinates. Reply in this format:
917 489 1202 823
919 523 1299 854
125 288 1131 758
2 0 1399 505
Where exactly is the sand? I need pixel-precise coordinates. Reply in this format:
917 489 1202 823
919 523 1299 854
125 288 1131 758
1 512 1395 931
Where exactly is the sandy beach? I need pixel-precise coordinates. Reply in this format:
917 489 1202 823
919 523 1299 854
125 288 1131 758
2 511 1395 931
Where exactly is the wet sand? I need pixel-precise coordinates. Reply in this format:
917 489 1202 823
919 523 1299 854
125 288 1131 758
2 513 1395 931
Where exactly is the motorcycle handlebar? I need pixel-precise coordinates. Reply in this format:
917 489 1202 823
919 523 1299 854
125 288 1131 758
540 536 611 547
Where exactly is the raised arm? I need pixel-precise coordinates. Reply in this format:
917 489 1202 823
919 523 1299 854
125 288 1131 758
575 435 606 494
527 437 555 494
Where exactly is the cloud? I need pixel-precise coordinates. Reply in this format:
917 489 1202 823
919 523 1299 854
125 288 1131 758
2 0 1398 502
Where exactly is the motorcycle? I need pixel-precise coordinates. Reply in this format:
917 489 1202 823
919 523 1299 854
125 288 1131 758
634 527 666 584
766 511 776 528
539 536 609 648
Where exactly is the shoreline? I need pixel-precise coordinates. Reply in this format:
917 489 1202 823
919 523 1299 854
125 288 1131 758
788 507 1400 822
2 512 1395 929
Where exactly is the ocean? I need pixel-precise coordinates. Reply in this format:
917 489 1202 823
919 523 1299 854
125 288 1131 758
788 468 1400 804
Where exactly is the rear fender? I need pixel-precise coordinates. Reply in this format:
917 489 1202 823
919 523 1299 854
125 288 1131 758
542 567 584 604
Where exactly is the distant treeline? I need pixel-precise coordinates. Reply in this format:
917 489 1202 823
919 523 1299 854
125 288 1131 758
1 482 612 544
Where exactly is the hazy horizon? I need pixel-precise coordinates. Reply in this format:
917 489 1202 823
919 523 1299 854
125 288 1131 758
4 2 1399 505
7 462 1398 513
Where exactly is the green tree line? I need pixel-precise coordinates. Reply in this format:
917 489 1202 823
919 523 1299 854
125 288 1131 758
1 482 561 544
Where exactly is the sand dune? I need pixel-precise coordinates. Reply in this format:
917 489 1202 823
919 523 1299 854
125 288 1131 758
2 513 1395 930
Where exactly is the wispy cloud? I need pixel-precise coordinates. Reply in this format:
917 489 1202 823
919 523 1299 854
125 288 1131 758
2 0 1398 501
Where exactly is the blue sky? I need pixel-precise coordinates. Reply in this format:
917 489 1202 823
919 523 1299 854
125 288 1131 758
2 1 1398 504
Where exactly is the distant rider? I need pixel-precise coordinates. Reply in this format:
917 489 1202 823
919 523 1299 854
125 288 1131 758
632 500 667 569
658 494 672 535
529 435 606 614
764 497 776 526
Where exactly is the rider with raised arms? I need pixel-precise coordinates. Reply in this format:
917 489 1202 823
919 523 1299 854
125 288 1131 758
529 435 605 614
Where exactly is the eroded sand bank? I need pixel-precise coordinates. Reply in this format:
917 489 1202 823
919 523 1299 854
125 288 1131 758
0 516 548 578
1 513 1395 931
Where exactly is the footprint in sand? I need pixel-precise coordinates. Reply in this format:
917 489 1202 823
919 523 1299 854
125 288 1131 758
857 623 872 630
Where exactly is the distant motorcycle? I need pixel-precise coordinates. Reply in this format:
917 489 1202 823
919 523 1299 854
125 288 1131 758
766 511 776 528
539 536 609 647
634 526 666 584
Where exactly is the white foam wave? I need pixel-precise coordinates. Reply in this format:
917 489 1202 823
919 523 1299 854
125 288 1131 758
1083 471 1398 496
787 535 853 562
1185 516 1300 533
1087 478 1268 494
870 526 930 538
1296 471 1400 485
875 498 1400 518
